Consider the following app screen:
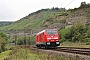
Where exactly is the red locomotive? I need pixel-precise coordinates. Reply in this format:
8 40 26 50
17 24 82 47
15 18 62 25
36 29 60 48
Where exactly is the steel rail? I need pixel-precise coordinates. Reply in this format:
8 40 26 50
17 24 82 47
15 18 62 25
55 47 90 56
20 45 90 56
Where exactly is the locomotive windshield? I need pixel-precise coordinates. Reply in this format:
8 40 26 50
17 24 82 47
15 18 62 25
46 29 57 35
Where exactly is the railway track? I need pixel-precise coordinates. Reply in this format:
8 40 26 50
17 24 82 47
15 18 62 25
21 45 90 56
55 47 90 56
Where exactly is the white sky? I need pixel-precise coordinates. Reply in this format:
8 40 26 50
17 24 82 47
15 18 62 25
0 0 90 21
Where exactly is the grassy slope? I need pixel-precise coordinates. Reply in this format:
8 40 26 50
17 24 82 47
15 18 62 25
0 50 11 58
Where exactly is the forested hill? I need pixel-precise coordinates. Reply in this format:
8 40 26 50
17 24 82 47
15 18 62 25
0 2 90 33
0 21 13 27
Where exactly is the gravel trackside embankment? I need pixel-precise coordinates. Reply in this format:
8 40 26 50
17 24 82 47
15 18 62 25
35 49 90 60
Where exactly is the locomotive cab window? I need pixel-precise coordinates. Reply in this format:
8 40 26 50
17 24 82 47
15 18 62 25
46 29 57 35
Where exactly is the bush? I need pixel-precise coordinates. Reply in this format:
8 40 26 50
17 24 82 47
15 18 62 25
84 38 90 45
84 38 90 42
4 57 9 60
9 47 14 50
86 42 90 45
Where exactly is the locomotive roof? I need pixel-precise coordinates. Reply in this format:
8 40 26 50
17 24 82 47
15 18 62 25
36 29 57 35
36 30 45 35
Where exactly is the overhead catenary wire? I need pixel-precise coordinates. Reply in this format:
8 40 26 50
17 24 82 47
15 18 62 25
64 0 74 8
60 0 67 7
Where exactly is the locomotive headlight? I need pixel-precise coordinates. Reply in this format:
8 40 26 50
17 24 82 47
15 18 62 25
56 42 59 44
56 40 58 41
47 42 50 45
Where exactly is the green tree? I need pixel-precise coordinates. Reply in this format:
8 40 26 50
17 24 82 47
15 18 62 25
86 29 90 38
1 42 6 51
70 22 88 42
0 32 8 42
0 32 8 52
80 2 86 8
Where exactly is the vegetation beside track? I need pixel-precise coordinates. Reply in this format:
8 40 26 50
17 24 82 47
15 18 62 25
0 50 11 60
3 46 40 60
0 45 90 60
59 22 90 45
0 50 11 58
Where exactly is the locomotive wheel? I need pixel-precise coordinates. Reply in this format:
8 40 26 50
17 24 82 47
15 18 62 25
54 46 58 49
45 46 48 49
